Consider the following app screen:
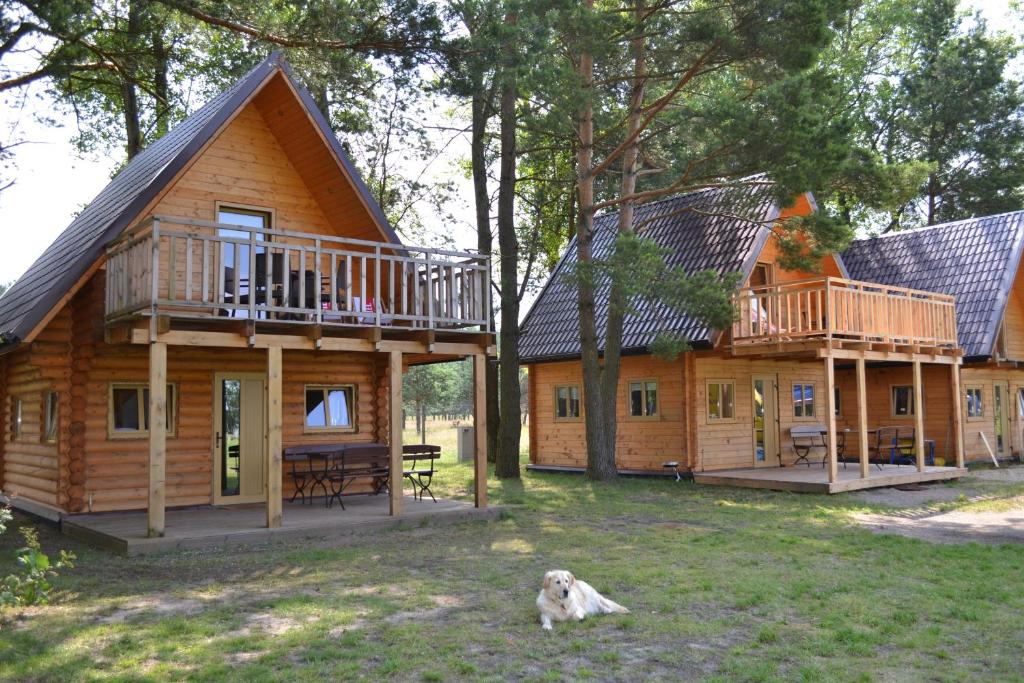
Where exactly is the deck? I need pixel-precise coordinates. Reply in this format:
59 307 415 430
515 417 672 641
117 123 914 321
693 464 967 494
62 495 501 555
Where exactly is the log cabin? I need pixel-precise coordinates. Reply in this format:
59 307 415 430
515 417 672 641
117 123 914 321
841 211 1024 466
0 53 493 538
519 183 967 493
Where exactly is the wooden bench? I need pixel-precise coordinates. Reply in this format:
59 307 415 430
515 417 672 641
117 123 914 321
325 444 390 509
402 444 440 502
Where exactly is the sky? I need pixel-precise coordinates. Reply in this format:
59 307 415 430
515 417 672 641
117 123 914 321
0 0 1019 287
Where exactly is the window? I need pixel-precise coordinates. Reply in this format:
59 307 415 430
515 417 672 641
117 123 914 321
833 387 842 417
43 391 58 443
10 397 22 441
793 384 815 418
966 387 984 419
891 385 915 417
707 381 735 421
108 383 177 437
629 380 659 418
305 386 355 431
554 385 580 420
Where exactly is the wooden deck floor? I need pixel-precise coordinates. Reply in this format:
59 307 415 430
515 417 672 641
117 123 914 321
693 464 967 494
62 495 501 555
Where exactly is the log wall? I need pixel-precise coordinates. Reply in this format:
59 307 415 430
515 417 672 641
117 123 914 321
528 355 687 471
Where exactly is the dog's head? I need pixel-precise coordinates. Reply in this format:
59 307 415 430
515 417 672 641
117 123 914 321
542 570 575 601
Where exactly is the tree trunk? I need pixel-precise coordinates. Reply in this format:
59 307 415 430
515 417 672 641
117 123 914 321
121 0 144 159
471 72 501 465
152 27 169 138
575 1 616 481
495 20 521 479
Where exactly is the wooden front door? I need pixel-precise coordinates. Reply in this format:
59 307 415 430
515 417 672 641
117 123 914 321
214 373 267 504
752 375 780 467
994 381 1010 457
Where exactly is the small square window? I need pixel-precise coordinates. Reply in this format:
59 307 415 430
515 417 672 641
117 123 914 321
707 381 735 421
892 385 915 417
793 384 815 418
43 391 59 443
305 386 355 430
554 385 580 420
108 383 177 437
629 380 658 417
833 387 841 417
966 387 983 419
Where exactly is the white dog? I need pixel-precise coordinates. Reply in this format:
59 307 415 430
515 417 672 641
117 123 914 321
536 570 629 630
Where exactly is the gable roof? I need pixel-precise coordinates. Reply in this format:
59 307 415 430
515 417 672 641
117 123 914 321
518 182 787 363
0 52 399 347
841 211 1024 359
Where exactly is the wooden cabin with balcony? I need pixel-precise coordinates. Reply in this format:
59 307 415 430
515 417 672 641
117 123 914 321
520 184 967 493
0 54 494 549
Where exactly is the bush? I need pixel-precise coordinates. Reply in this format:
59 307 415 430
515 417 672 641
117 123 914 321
0 507 75 607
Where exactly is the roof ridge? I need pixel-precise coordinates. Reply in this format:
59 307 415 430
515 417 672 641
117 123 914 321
594 173 772 219
851 209 1024 244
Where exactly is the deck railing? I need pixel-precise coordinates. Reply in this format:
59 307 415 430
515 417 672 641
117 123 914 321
732 277 957 349
105 216 491 331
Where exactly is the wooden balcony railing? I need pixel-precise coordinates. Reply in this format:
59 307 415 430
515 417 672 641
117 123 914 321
732 277 957 350
105 216 491 332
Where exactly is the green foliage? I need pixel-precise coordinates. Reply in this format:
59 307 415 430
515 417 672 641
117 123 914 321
0 519 75 608
403 360 472 417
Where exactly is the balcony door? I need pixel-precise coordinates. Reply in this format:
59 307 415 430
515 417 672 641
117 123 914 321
217 206 271 318
214 373 267 504
752 375 780 468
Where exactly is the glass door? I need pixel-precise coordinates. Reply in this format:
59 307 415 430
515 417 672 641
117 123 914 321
752 375 779 468
994 382 1009 456
217 207 270 318
214 373 267 504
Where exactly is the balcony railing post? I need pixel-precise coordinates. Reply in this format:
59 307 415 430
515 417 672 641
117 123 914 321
248 229 257 320
374 245 381 327
315 238 323 325
426 252 435 330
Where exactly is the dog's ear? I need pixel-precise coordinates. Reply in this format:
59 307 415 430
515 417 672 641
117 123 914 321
568 572 576 585
543 572 552 590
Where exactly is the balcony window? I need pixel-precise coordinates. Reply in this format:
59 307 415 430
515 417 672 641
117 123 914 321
217 205 271 319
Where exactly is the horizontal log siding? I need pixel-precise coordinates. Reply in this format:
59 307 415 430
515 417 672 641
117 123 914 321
529 355 687 471
957 365 1024 461
694 354 827 471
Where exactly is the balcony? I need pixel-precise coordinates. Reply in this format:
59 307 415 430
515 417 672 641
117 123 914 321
105 216 491 335
731 277 958 357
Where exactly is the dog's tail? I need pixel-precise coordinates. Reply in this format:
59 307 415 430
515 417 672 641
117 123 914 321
600 596 630 614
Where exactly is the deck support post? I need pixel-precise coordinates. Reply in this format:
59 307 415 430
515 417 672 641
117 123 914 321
913 360 925 472
950 363 964 468
856 357 869 479
388 350 404 516
473 353 488 508
824 354 838 485
266 346 283 528
147 341 167 538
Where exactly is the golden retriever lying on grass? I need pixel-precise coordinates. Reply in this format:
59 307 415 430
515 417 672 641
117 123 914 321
536 570 629 630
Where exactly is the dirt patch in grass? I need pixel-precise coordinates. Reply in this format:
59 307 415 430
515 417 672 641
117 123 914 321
853 507 1024 544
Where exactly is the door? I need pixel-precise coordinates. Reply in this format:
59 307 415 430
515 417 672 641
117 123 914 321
752 375 780 467
214 373 267 504
994 381 1009 456
217 207 270 319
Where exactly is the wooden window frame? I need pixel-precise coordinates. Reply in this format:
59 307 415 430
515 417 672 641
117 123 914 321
107 383 178 439
792 382 817 420
214 202 276 232
42 390 59 444
553 384 581 422
304 384 357 433
10 396 22 442
627 378 660 420
833 386 842 418
706 379 737 424
965 386 984 420
890 384 916 418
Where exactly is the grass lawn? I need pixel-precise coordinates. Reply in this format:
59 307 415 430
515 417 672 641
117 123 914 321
1 419 1023 681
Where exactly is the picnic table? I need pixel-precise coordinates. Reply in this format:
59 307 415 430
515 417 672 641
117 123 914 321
283 442 441 508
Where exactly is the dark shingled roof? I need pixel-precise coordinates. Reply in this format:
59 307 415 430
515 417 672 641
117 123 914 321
0 52 399 347
841 211 1024 359
519 183 785 363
